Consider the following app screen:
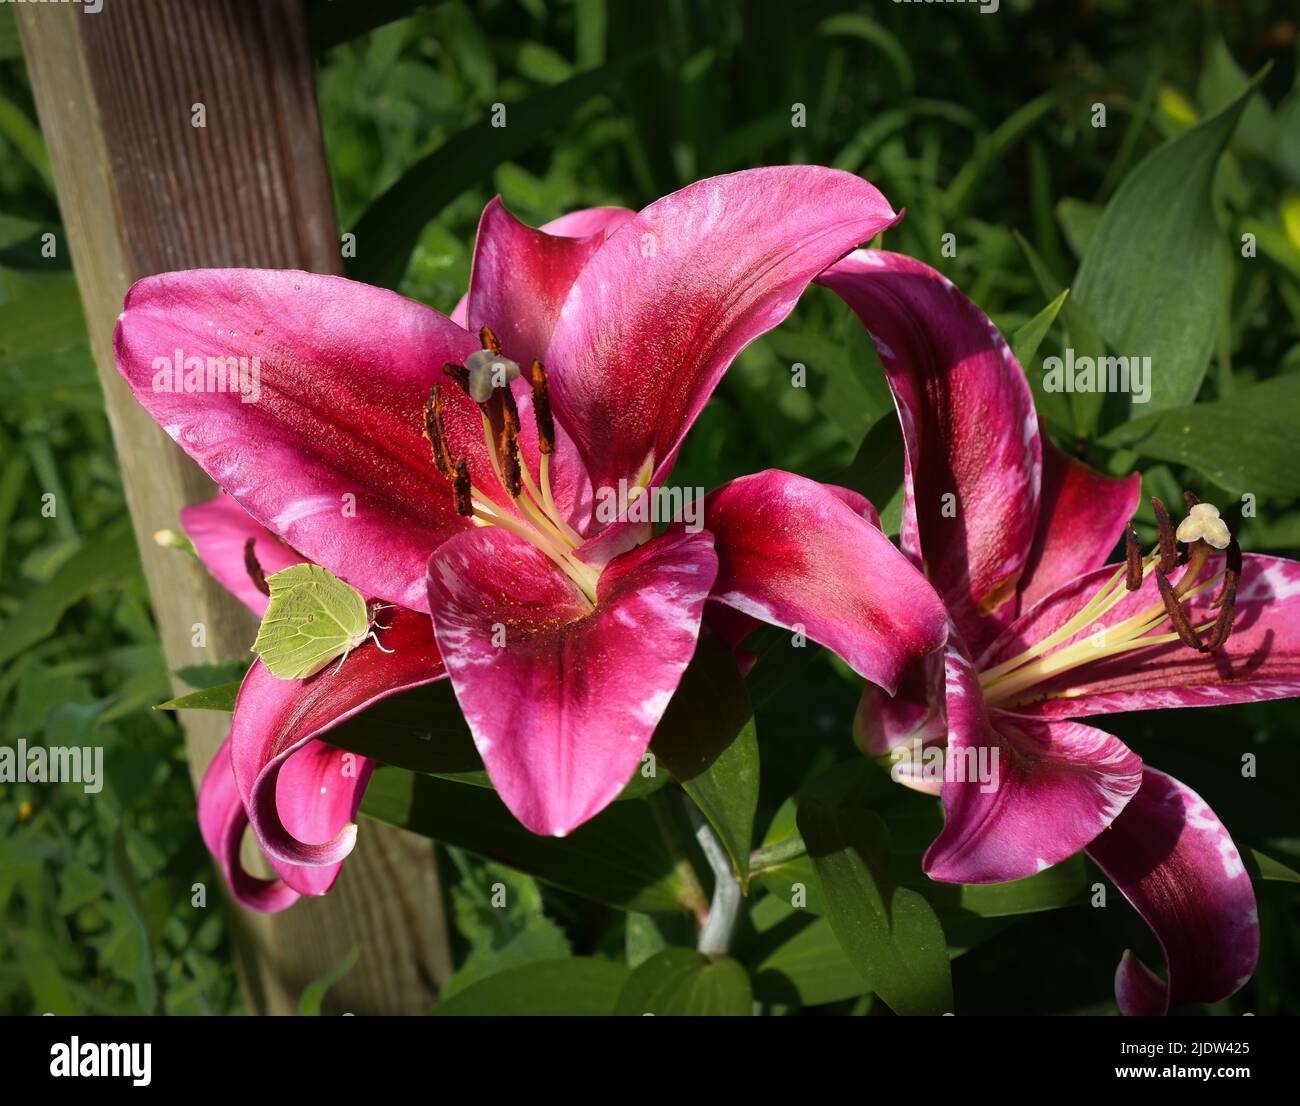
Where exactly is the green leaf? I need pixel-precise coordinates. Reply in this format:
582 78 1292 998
154 681 241 712
430 957 629 1016
0 524 138 668
1012 287 1070 369
818 14 913 95
751 905 871 1007
0 94 54 192
1248 848 1300 884
361 767 697 913
652 634 758 884
298 946 360 1015
1072 74 1263 413
1099 374 1300 497
1013 229 1110 435
614 949 752 1015
0 281 84 363
625 911 695 970
797 795 952 1016
347 56 645 287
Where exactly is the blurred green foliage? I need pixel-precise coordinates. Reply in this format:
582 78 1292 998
2 0 1298 1014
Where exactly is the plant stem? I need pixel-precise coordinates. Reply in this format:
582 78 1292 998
684 798 742 960
748 833 807 875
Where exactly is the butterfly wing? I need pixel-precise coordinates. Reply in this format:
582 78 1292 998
252 564 370 679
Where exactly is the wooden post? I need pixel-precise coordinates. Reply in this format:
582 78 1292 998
18 0 452 1014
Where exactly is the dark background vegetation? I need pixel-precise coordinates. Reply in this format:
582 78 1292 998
1 0 1297 1014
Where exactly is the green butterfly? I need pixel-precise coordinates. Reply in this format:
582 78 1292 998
251 564 392 680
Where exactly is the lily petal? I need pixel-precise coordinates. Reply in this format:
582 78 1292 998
427 527 717 836
448 204 633 329
198 737 300 913
227 606 445 868
985 553 1300 717
818 250 1041 653
1085 768 1259 1015
1016 427 1142 615
180 492 304 615
547 167 899 493
853 650 948 794
466 197 609 368
703 470 946 693
114 269 483 611
924 647 1143 883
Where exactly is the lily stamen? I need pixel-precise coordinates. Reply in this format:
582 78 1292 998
981 494 1243 707
435 331 599 603
243 537 270 596
1124 526 1143 591
1151 496 1179 574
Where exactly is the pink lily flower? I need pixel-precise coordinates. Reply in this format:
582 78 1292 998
184 493 442 911
115 168 949 904
820 249 1300 1014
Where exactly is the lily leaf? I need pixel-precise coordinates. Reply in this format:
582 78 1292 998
297 945 360 1015
430 958 629 1016
1099 373 1300 497
796 776 953 1016
1072 73 1264 415
154 681 241 712
652 633 759 884
361 767 698 914
614 948 752 1015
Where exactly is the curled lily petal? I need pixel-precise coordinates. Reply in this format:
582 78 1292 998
198 737 299 913
1086 768 1259 1015
227 606 445 868
180 492 303 615
428 527 717 836
448 203 633 329
466 197 630 368
819 250 1041 653
923 647 1143 884
703 470 947 694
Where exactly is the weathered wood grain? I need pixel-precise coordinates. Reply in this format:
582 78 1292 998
18 0 451 1014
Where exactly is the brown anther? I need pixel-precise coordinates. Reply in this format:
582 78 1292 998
1151 497 1179 574
453 457 473 516
1213 537 1243 608
499 421 522 498
1124 526 1143 591
1201 538 1243 651
1156 571 1204 652
443 361 470 392
243 538 270 597
1183 490 1201 511
529 360 554 455
422 385 455 479
479 326 502 355
499 379 521 436
1202 577 1237 651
